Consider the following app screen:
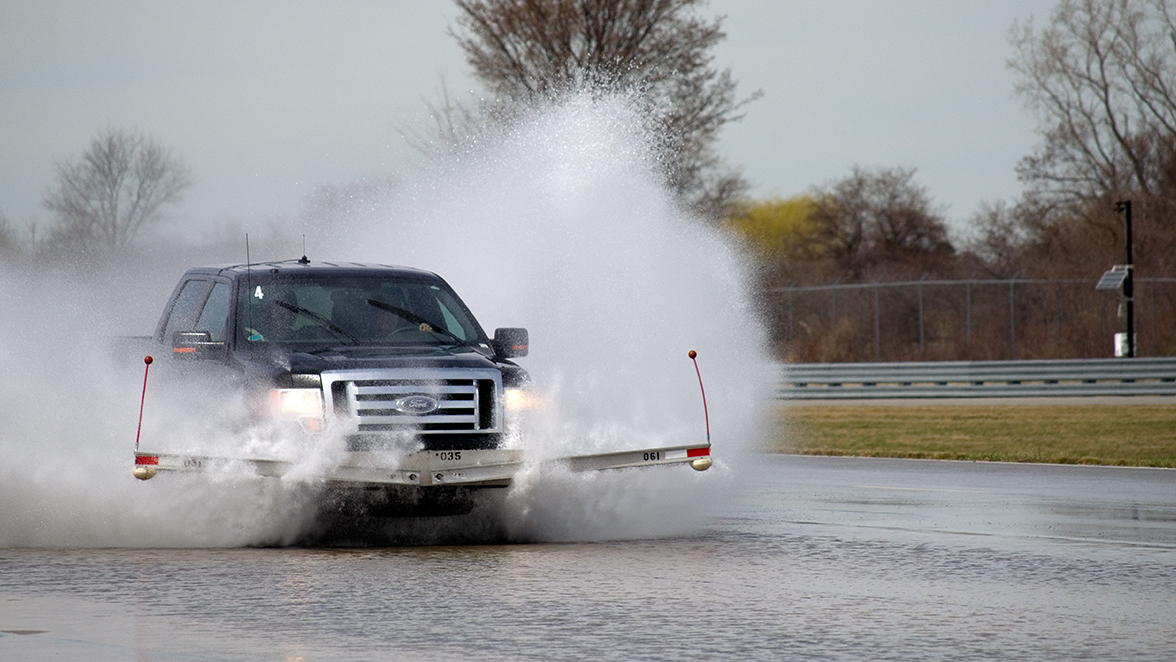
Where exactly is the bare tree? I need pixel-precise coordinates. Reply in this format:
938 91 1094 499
963 201 1032 277
808 167 953 281
0 210 20 258
1010 0 1176 202
401 79 491 163
999 0 1176 282
450 0 759 219
42 127 192 252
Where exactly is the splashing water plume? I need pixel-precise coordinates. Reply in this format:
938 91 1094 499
0 94 770 547
0 268 320 547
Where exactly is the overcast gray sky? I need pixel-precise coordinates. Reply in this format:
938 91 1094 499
1 1 1057 238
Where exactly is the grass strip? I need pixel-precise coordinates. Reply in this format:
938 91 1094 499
774 404 1176 467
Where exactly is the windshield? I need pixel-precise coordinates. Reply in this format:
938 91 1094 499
235 275 485 348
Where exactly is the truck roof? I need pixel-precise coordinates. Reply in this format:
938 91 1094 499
184 259 442 281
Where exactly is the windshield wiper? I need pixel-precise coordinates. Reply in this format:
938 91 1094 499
366 299 474 348
273 300 360 344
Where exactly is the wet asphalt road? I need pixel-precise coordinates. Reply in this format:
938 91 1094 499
2 455 1174 661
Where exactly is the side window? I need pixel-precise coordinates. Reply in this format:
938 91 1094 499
163 279 213 343
194 282 231 342
436 298 468 340
429 286 478 341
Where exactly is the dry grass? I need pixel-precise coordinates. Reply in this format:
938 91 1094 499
774 405 1176 467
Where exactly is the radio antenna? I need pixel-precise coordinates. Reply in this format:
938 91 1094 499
246 234 253 339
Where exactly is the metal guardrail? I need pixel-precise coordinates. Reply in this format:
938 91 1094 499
780 357 1176 399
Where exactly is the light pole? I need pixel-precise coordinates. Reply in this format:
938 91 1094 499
1116 200 1135 358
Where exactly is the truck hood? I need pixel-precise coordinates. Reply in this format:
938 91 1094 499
276 345 503 373
234 344 529 389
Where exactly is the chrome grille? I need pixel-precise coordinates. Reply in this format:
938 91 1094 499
322 369 501 434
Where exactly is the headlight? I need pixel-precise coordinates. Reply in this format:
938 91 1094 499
503 387 533 413
272 388 324 418
503 387 534 433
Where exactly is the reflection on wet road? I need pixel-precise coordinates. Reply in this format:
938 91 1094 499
2 455 1174 661
760 455 1176 547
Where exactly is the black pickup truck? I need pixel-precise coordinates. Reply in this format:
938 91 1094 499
132 258 710 516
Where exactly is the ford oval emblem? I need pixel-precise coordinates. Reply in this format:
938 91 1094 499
392 395 439 415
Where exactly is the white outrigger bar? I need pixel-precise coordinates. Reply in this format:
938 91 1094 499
132 350 714 485
132 443 712 487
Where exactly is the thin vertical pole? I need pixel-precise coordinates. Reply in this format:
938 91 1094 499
688 351 709 445
788 286 795 343
1056 298 1063 344
1117 200 1135 357
1151 278 1158 356
874 283 881 361
918 275 926 357
965 280 972 347
1008 279 1016 359
135 356 153 451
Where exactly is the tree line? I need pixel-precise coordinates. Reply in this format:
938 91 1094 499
728 0 1176 361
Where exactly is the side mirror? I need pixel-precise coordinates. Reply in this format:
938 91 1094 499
172 331 226 360
493 328 529 358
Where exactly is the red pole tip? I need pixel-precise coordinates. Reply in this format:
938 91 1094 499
144 356 154 365
688 350 697 359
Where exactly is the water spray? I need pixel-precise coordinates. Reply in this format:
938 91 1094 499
133 355 157 480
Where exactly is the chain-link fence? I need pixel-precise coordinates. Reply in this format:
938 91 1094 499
765 277 1176 362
